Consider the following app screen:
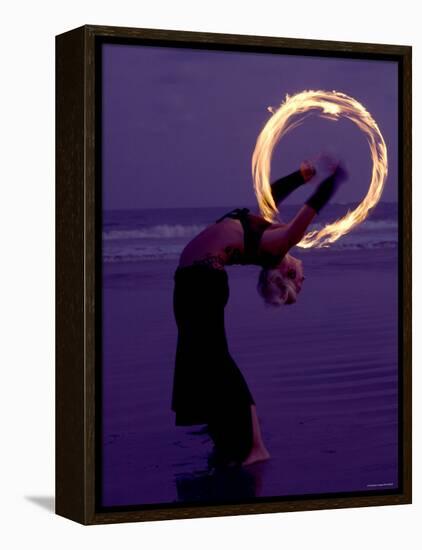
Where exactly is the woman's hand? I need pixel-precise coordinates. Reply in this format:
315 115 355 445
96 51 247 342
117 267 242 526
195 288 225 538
304 157 349 214
299 160 316 182
303 153 343 184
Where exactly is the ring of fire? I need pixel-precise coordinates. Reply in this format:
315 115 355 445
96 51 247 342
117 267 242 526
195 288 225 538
251 90 388 248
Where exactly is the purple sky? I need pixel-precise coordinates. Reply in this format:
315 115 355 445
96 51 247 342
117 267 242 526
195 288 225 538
102 44 398 210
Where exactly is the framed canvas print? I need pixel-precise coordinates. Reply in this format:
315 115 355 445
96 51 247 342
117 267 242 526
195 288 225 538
55 24 412 525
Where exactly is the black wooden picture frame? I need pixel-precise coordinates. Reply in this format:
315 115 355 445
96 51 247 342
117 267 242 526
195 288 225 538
55 24 412 525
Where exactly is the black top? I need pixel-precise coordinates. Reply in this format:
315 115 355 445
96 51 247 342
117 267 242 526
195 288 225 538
213 169 308 269
215 207 282 269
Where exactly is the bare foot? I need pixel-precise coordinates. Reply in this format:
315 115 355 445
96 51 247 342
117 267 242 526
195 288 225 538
241 445 271 466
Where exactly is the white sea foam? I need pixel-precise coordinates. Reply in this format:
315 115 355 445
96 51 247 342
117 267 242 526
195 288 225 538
103 239 398 263
103 224 206 241
103 219 397 242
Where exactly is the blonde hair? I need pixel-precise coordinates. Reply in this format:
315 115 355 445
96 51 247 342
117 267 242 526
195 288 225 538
256 255 298 307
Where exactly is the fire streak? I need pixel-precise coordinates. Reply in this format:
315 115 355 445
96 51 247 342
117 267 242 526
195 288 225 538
251 90 388 248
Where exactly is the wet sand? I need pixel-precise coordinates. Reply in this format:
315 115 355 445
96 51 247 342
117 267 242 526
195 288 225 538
101 247 399 507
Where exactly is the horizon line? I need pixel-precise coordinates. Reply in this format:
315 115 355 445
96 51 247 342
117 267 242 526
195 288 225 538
103 200 399 211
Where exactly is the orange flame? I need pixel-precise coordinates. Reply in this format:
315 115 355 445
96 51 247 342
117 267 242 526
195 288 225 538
251 90 388 248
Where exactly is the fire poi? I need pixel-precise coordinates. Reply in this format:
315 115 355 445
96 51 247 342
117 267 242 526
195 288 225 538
251 90 388 248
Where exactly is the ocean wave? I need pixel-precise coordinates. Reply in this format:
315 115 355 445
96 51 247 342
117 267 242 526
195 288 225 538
103 224 206 240
311 219 398 231
103 219 397 241
103 239 398 263
328 240 398 251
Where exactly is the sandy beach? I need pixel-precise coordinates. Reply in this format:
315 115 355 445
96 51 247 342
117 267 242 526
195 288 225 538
101 246 399 507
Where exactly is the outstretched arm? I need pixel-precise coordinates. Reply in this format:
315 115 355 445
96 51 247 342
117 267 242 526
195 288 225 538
270 161 315 206
284 204 318 248
264 163 348 256
285 165 348 247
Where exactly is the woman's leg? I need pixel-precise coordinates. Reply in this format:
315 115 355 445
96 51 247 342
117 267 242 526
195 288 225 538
207 397 253 466
241 405 271 466
207 403 270 467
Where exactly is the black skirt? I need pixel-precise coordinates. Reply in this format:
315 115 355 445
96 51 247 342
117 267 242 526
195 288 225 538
171 263 255 463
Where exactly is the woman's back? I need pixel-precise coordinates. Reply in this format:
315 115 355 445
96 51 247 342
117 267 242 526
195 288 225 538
178 216 243 269
178 209 288 270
